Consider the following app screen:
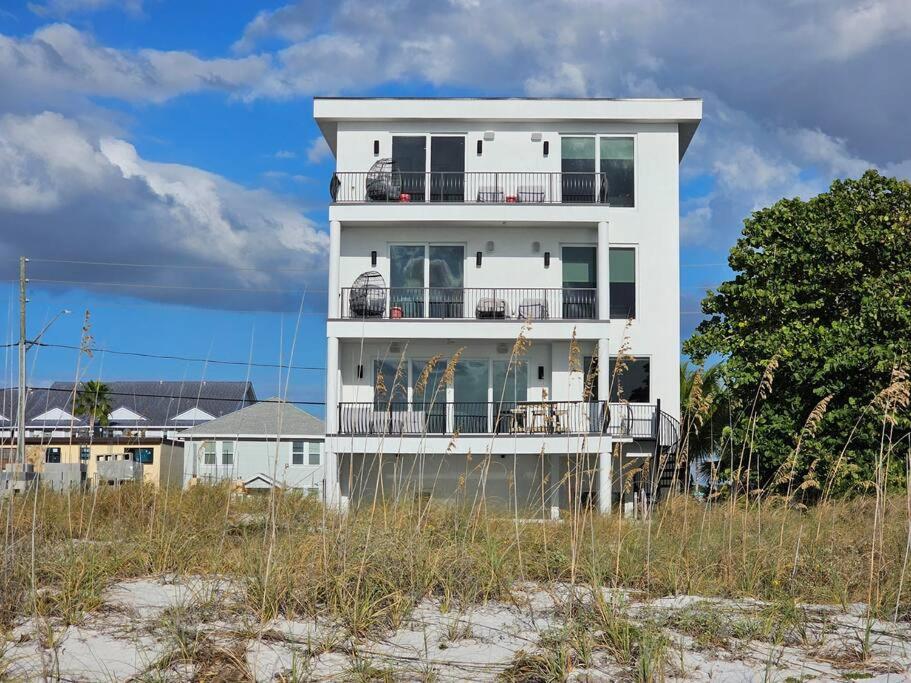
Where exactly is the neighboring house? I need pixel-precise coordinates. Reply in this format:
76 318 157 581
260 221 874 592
0 381 256 489
178 399 325 495
315 97 701 513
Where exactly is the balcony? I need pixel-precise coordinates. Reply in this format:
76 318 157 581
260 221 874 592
338 401 679 448
340 287 598 321
330 171 613 205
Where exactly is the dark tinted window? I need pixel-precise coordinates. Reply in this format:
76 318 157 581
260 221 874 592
609 248 635 319
600 138 634 207
392 136 426 200
609 357 650 402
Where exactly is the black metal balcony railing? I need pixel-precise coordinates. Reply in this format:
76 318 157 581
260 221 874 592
337 401 679 448
340 287 598 320
330 171 613 205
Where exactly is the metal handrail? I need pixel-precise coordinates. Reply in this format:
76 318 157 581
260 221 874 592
340 287 598 320
331 171 616 205
336 401 667 438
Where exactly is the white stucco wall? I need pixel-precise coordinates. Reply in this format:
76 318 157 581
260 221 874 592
183 438 325 492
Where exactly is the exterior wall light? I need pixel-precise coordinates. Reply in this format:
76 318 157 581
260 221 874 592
371 250 377 267
544 251 551 268
543 141 549 157
373 140 379 156
476 251 482 267
476 140 483 155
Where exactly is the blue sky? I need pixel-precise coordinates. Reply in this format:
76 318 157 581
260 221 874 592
1 0 909 416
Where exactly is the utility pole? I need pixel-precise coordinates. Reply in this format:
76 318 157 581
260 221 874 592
17 256 26 468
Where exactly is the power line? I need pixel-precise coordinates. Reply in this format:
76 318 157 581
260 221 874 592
17 385 325 406
27 258 318 273
29 278 323 295
0 342 326 371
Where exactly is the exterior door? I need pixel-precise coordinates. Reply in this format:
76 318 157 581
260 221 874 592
430 136 465 201
428 245 464 318
392 136 426 201
454 360 488 433
562 246 597 318
390 245 425 317
561 137 595 203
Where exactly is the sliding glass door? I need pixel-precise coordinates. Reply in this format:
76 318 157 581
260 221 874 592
562 246 597 318
429 245 464 318
561 137 595 203
391 244 464 319
392 136 426 201
430 136 465 202
390 245 425 318
412 359 447 433
454 360 488 433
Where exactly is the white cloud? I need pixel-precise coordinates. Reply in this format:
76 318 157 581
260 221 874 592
0 23 270 108
0 112 328 306
28 0 145 17
274 149 296 159
305 136 331 164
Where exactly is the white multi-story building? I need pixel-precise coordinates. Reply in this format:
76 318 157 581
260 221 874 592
314 97 702 515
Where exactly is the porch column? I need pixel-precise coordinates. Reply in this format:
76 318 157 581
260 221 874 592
324 336 340 507
549 452 561 520
328 220 341 318
597 220 610 321
598 337 611 514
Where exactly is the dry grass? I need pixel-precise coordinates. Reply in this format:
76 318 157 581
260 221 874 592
1 485 909 636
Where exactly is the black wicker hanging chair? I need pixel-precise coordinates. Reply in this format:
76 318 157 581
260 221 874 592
349 271 387 317
365 158 401 201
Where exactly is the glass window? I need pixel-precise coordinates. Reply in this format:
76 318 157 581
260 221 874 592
412 359 446 434
562 137 595 203
221 442 234 466
562 246 597 319
609 248 636 319
128 448 154 465
374 359 407 412
390 245 425 318
45 447 61 464
308 442 321 466
430 136 465 202
292 441 305 466
454 360 488 433
583 356 599 401
392 136 426 201
609 357 650 402
202 442 216 466
492 360 528 433
600 137 634 207
429 245 464 318
79 446 90 462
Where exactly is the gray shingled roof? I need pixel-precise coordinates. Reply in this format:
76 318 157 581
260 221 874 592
0 381 256 427
179 398 324 437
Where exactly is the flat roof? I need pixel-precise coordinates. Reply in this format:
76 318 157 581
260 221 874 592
313 97 702 159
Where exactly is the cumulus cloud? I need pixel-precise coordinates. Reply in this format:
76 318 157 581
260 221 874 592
0 23 270 110
28 0 145 17
305 137 331 164
0 112 327 309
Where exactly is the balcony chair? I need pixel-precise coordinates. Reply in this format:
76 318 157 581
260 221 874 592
349 271 387 318
476 297 508 319
365 158 402 201
518 298 549 319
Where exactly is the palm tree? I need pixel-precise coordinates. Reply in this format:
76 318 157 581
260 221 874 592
680 361 728 489
74 380 112 429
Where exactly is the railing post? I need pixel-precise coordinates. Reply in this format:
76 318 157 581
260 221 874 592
655 398 662 447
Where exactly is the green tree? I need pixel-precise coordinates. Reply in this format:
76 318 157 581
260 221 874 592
684 170 911 494
679 360 728 462
74 380 112 429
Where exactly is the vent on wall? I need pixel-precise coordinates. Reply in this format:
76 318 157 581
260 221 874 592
389 342 402 354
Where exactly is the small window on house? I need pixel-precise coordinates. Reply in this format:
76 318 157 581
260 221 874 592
600 137 634 207
608 357 650 402
128 447 154 465
609 248 636 319
45 447 61 464
79 446 90 462
292 441 305 466
221 442 234 466
308 441 321 466
202 442 216 466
